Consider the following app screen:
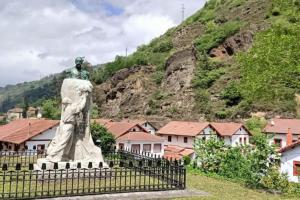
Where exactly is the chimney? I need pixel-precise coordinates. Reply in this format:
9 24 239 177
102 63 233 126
270 120 275 126
286 128 293 146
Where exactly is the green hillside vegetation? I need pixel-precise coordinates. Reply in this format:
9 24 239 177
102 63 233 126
1 0 300 120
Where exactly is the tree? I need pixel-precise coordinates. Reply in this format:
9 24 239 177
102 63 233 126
90 122 116 155
41 99 61 120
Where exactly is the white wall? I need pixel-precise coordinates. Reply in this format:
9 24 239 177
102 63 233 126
280 146 300 182
268 134 299 148
25 126 57 150
161 127 213 148
230 127 250 147
141 122 156 135
116 140 164 157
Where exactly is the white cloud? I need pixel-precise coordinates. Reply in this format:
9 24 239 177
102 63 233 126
0 0 206 86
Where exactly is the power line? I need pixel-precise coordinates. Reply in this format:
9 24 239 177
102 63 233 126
181 4 184 22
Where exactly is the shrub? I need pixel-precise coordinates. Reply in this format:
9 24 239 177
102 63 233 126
41 99 61 120
183 156 192 165
260 167 290 193
221 82 242 106
215 110 230 119
152 70 164 85
90 122 116 154
193 68 225 89
195 21 241 52
272 7 281 16
152 40 173 53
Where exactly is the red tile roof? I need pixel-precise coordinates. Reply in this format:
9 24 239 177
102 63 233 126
278 140 300 153
163 145 194 160
157 121 210 136
104 122 147 138
121 119 158 130
118 131 164 142
210 122 250 136
264 118 300 135
0 119 59 144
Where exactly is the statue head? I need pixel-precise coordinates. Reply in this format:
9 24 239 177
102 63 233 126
75 57 84 70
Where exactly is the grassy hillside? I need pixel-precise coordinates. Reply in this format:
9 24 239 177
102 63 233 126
2 0 300 120
92 0 300 120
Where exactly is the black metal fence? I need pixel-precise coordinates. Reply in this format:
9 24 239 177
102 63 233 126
0 149 186 199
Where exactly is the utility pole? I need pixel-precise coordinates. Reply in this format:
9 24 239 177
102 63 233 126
181 3 185 22
125 47 128 57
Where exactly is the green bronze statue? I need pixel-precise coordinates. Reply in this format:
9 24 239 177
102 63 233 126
67 57 90 80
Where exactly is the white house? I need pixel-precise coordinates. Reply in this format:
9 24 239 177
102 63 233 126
0 119 59 151
210 122 252 146
157 121 213 149
264 118 300 148
122 119 158 134
117 131 165 157
279 129 300 183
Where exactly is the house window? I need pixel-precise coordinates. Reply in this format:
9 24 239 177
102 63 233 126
144 123 148 127
119 143 124 150
274 139 282 147
168 136 172 142
239 137 243 145
184 137 188 143
153 144 161 153
131 144 140 153
244 137 247 144
143 144 151 152
293 161 300 176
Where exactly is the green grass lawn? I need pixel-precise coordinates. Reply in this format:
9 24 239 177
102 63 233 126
173 169 299 200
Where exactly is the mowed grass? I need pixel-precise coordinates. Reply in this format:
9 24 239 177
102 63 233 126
173 169 299 200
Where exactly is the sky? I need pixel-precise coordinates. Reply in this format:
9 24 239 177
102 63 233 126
0 0 206 87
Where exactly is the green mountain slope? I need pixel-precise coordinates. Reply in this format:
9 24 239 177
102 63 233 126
93 0 300 120
1 0 300 121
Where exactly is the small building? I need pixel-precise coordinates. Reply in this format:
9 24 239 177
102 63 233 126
210 122 252 146
26 107 39 118
7 108 23 121
117 131 164 156
122 119 158 134
157 121 213 148
93 120 165 156
279 130 300 182
264 118 300 148
0 119 59 151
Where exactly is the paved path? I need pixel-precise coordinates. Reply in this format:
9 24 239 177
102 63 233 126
40 189 209 200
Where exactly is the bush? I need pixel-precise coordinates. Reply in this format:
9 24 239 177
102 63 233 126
221 82 242 106
271 7 281 16
90 122 116 154
152 71 164 85
41 99 61 120
152 40 173 53
193 68 225 89
195 21 242 52
183 156 191 165
260 167 290 193
194 134 281 191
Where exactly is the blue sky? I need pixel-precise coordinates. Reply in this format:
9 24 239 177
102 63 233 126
0 0 206 86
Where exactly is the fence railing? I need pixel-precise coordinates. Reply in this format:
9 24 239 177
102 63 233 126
0 149 186 199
